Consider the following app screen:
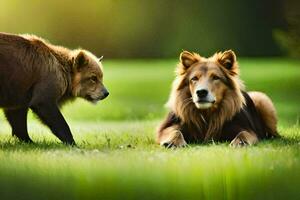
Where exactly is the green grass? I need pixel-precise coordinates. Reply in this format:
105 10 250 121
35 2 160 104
0 58 300 200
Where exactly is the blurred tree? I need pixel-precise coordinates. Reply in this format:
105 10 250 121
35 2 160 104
0 0 286 58
274 0 300 58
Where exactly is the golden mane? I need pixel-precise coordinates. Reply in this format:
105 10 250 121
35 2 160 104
166 55 245 141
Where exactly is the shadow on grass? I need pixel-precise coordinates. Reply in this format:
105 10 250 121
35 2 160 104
0 137 139 151
0 125 299 151
260 136 300 146
1 137 300 151
175 132 300 149
0 139 74 151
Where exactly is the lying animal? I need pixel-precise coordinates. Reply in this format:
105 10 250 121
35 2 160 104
157 50 278 147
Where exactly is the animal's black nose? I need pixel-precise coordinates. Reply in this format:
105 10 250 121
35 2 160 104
103 90 109 97
196 89 208 98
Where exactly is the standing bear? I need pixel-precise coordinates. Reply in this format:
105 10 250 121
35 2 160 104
0 32 109 145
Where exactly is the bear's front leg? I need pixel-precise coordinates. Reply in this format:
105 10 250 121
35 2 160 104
30 102 76 145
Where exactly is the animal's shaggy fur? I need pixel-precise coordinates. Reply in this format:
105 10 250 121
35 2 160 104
0 32 109 144
157 50 278 147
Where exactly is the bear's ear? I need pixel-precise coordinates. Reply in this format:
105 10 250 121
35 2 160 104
98 55 104 62
217 50 238 75
74 51 89 70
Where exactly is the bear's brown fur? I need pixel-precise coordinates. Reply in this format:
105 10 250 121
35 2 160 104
0 32 109 145
157 50 278 147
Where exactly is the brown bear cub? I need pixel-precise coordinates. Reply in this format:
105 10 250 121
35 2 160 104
0 32 109 145
157 50 278 147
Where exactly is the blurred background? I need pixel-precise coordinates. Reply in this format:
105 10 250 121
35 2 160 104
0 0 299 58
0 0 299 124
1 2 300 199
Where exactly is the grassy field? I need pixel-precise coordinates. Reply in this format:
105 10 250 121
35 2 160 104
0 58 300 200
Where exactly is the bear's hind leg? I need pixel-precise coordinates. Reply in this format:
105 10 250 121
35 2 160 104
4 108 33 143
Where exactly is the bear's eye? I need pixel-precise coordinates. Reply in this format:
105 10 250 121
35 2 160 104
212 75 220 81
91 76 97 83
190 76 198 82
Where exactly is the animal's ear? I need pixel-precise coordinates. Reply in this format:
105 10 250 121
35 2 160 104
177 51 199 75
217 50 238 75
180 51 199 69
98 55 104 62
74 51 89 70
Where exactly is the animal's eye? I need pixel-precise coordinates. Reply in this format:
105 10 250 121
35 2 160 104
190 76 198 82
212 75 220 81
91 76 97 82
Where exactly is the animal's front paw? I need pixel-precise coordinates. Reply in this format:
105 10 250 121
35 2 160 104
160 131 187 148
230 137 249 147
230 131 258 147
